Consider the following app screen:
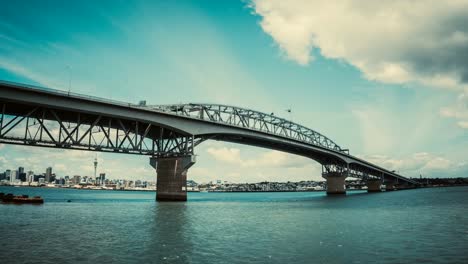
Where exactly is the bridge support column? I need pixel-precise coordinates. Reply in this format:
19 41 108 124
385 181 396 191
323 172 347 195
396 182 409 190
367 179 382 192
150 155 196 202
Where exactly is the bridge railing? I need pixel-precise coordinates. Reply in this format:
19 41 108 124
0 80 138 109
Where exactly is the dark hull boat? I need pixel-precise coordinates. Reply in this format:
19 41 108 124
0 193 44 204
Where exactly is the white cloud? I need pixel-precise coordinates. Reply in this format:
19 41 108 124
206 147 242 164
0 156 7 165
458 121 468 128
359 152 467 177
243 150 310 168
440 92 468 128
423 157 452 170
200 145 322 182
250 0 468 89
206 147 310 169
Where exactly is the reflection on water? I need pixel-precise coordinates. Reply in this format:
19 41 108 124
147 203 192 263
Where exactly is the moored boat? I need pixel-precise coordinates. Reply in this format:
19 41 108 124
12 195 44 204
1 193 44 204
1 193 15 202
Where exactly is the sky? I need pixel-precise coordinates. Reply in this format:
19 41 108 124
0 0 467 182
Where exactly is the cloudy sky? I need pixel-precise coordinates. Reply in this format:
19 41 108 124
0 0 467 182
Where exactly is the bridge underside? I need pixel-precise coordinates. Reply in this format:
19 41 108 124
208 134 389 180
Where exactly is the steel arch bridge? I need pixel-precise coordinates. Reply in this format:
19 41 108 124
0 80 417 187
150 103 343 152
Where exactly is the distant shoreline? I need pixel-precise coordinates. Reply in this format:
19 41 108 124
0 185 325 193
2 184 468 193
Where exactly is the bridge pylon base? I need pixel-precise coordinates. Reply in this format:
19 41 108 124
323 172 347 195
367 179 382 192
150 155 196 202
385 182 396 191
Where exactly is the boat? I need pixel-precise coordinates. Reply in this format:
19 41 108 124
12 195 44 204
0 193 14 202
0 193 44 204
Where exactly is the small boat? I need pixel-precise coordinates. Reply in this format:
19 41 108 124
12 195 44 204
1 193 44 204
1 193 15 202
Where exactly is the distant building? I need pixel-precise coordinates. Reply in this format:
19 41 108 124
73 175 81 184
187 180 198 187
98 173 106 185
18 167 26 182
18 172 27 182
55 178 65 185
45 167 52 183
50 173 56 183
27 171 34 182
11 170 18 183
33 174 44 182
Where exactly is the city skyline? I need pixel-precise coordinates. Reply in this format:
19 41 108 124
0 0 467 183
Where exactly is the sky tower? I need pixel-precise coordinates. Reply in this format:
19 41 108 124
93 154 98 184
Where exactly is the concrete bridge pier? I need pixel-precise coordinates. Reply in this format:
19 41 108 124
367 179 383 192
385 181 396 191
150 155 196 201
396 182 410 190
323 172 347 195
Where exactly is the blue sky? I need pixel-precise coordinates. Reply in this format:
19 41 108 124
1 0 467 182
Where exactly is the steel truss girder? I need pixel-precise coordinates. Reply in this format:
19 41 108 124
149 103 344 152
322 162 380 181
0 102 198 157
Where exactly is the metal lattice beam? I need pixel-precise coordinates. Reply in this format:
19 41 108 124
148 103 344 152
0 103 197 157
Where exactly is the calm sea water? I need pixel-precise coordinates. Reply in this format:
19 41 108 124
0 186 467 264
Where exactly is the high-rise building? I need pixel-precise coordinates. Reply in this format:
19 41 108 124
17 167 26 182
18 172 26 182
45 167 52 183
27 171 35 182
73 175 81 184
99 173 106 185
5 169 11 181
11 170 18 183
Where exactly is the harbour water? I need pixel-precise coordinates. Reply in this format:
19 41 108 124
0 186 467 263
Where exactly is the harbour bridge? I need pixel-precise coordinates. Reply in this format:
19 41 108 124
0 80 417 201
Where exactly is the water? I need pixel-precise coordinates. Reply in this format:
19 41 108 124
0 186 467 264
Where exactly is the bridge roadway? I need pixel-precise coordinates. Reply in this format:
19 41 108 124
0 80 417 201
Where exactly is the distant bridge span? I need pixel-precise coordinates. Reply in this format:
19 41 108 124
0 80 417 200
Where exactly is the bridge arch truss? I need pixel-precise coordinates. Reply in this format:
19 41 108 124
149 103 345 153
